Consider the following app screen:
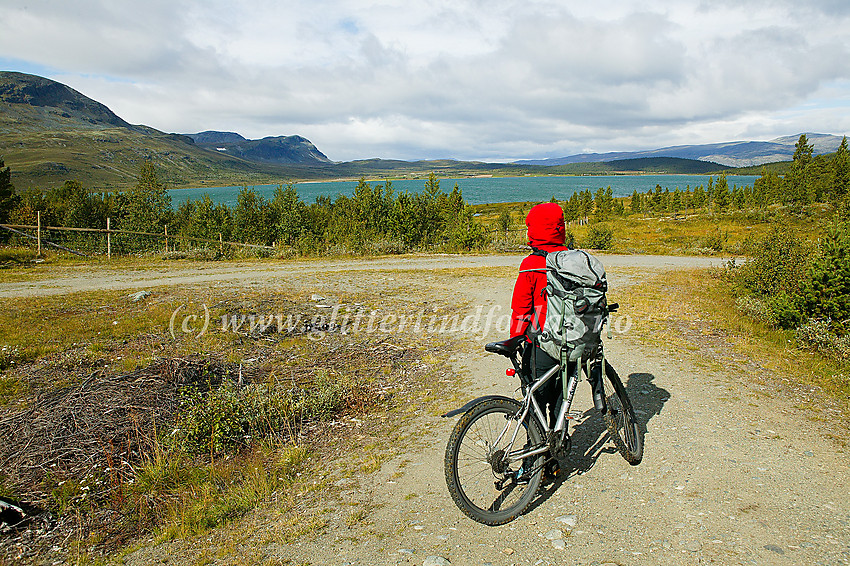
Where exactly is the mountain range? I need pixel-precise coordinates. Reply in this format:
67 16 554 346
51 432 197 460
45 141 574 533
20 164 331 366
516 134 846 168
0 70 845 191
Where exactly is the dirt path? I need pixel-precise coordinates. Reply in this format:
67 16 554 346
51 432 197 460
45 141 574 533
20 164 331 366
0 254 724 297
8 254 845 565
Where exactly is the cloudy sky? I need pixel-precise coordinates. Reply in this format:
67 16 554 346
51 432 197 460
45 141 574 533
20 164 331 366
2 0 849 162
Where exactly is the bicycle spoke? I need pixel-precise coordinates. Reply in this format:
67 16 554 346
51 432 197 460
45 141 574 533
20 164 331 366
445 398 545 525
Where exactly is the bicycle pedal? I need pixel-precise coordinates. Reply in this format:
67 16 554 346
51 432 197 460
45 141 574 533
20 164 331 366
566 411 583 420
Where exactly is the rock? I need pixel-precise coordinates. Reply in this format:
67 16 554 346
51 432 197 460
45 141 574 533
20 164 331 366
764 544 784 555
398 549 415 555
555 514 577 528
544 529 563 540
682 540 702 552
423 556 451 566
311 294 326 301
503 547 515 555
127 290 150 302
552 539 567 550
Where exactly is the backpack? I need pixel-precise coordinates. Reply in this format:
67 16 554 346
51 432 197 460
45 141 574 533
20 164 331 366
536 249 608 361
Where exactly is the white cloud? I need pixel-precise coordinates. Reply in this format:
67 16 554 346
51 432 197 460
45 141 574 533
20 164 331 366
2 0 849 161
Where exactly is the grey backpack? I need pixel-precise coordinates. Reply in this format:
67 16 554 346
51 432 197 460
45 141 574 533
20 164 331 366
537 249 608 361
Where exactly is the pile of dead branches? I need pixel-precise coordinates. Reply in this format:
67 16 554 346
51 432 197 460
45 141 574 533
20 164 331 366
0 336 443 564
0 358 236 509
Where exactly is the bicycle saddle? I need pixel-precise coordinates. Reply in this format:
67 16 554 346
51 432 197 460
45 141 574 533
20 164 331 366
484 334 526 357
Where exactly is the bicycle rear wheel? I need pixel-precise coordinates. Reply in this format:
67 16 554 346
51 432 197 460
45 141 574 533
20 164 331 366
444 398 544 525
602 361 644 464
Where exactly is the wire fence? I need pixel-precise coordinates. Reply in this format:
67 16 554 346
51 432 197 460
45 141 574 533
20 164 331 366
1 214 275 259
1 216 540 260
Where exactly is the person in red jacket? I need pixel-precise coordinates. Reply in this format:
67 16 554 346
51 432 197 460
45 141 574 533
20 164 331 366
510 202 569 427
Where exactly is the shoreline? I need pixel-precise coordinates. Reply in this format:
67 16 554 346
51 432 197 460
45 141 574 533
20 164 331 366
169 171 761 193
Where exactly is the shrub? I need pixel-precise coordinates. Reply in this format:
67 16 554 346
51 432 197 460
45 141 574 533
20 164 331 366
795 319 850 361
584 223 613 250
173 371 348 456
801 221 850 333
699 226 728 252
735 295 774 325
729 225 810 328
0 247 36 264
175 382 294 455
494 209 512 234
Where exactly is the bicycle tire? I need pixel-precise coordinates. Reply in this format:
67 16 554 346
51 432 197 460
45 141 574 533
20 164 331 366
601 361 644 464
444 397 545 525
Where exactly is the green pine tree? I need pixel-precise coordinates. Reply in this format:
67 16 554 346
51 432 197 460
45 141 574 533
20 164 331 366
0 158 20 224
123 161 172 233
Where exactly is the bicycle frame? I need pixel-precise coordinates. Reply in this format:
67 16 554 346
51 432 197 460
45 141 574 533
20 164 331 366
491 340 607 468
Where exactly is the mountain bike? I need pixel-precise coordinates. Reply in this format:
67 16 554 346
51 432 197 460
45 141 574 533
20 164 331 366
443 303 643 525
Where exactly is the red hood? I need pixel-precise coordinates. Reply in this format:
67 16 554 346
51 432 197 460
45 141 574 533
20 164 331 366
525 202 566 250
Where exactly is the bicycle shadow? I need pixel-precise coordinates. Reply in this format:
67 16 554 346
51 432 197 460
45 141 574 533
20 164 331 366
528 372 669 511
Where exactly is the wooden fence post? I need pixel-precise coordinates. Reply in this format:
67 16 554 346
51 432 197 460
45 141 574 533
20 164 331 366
107 217 111 259
219 233 223 254
164 225 169 253
37 211 42 257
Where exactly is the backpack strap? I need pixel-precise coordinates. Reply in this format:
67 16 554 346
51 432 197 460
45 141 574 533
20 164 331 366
520 247 549 274
519 247 549 273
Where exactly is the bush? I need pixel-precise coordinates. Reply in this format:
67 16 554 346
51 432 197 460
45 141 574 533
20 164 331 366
175 382 294 455
0 247 36 265
802 221 850 333
698 226 728 252
584 223 613 250
728 225 810 328
731 221 850 336
795 319 850 361
173 371 348 455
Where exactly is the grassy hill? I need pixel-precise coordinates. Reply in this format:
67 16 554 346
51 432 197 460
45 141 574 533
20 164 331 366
546 156 735 175
1 71 773 193
0 72 337 190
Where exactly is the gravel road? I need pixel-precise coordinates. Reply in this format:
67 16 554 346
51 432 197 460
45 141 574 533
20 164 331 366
257 255 849 566
8 253 845 565
0 253 727 298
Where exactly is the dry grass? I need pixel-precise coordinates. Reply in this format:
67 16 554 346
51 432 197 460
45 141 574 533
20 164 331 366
473 202 835 255
617 268 850 435
0 279 463 565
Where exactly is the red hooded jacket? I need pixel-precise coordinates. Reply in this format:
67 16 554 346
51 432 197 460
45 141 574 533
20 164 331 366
510 202 568 337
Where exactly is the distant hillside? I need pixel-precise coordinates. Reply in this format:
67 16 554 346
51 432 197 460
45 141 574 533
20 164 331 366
0 72 339 190
187 131 247 145
189 132 332 165
544 157 731 175
517 134 847 168
0 71 836 193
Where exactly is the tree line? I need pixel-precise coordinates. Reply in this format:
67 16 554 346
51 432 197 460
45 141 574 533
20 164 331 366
628 134 849 215
2 133 848 255
0 161 485 255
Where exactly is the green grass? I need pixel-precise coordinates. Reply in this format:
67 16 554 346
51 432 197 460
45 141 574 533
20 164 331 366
0 246 37 264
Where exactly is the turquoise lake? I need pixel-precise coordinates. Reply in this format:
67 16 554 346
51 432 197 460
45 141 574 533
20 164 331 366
168 174 760 208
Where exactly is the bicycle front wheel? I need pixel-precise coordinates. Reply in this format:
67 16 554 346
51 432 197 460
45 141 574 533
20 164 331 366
602 361 644 464
444 398 545 525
